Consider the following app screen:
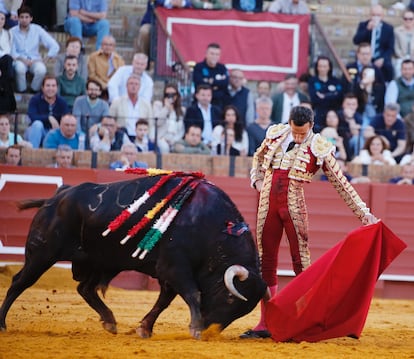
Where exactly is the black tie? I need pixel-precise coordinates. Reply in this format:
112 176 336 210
286 141 296 152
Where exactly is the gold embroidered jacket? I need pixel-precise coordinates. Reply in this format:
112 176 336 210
250 123 370 221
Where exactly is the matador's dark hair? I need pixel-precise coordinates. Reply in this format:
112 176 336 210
289 106 314 126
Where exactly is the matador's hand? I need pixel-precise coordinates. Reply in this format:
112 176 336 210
362 213 379 225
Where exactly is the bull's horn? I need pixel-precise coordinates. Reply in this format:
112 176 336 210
224 265 249 302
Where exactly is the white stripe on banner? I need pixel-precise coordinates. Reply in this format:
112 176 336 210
165 17 300 73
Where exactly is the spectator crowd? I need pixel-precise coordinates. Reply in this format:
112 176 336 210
0 1 413 183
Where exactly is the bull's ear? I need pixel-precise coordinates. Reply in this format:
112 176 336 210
222 221 249 237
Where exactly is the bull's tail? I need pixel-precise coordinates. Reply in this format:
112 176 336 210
16 199 46 211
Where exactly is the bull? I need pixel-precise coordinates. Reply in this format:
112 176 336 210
0 172 267 338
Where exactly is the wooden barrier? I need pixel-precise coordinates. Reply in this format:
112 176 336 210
0 165 413 299
0 148 407 183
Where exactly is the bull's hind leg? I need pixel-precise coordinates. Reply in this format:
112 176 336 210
76 272 117 334
137 282 177 338
0 258 55 331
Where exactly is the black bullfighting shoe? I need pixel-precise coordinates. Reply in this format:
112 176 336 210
239 329 271 339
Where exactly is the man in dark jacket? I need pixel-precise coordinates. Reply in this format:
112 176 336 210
184 84 222 147
352 4 395 82
193 43 229 109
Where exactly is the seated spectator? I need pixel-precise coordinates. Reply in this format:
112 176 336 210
136 0 191 57
184 84 222 147
0 10 16 114
320 158 371 184
393 10 414 79
107 52 153 103
48 144 75 168
191 0 229 10
109 142 148 170
385 59 414 118
320 126 347 161
57 55 86 110
214 127 240 156
232 0 263 12
0 114 32 148
343 42 385 94
64 0 110 50
88 35 125 94
3 144 21 165
10 6 60 93
354 65 385 127
224 69 254 126
133 118 156 153
89 115 130 152
371 103 407 163
109 74 153 141
43 113 80 149
72 79 109 136
389 163 414 185
252 80 272 123
152 82 185 154
54 36 88 81
247 96 273 156
26 75 70 148
0 0 21 29
172 124 211 155
351 134 397 166
271 74 308 124
308 56 344 132
337 93 364 161
268 0 309 14
212 105 249 156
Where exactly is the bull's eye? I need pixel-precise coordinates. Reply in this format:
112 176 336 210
227 293 235 304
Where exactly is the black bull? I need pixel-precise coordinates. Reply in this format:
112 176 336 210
0 174 267 338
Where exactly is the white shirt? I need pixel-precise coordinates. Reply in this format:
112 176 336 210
197 103 213 144
107 65 154 103
281 93 300 124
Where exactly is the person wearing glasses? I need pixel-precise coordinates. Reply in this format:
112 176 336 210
394 10 414 79
152 83 185 154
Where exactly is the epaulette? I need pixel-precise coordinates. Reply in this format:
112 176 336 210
266 124 289 139
310 133 335 158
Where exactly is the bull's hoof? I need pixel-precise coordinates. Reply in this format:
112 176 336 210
102 322 117 334
0 326 6 332
190 328 202 339
136 326 152 338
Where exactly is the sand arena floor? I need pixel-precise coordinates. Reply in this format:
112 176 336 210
0 265 413 359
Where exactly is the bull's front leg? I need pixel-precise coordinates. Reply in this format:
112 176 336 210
182 290 203 339
137 282 177 338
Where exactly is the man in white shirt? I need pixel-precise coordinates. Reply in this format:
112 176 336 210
107 52 153 103
10 6 60 92
109 74 153 140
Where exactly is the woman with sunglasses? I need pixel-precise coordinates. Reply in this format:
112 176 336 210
394 10 414 78
152 83 185 153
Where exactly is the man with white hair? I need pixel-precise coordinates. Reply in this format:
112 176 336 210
107 52 153 103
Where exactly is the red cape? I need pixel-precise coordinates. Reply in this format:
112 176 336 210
265 222 407 342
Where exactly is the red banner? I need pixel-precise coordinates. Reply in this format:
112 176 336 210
155 8 310 81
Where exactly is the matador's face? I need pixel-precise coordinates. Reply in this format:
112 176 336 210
290 122 312 144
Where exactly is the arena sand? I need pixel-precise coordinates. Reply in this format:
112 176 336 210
0 265 413 359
